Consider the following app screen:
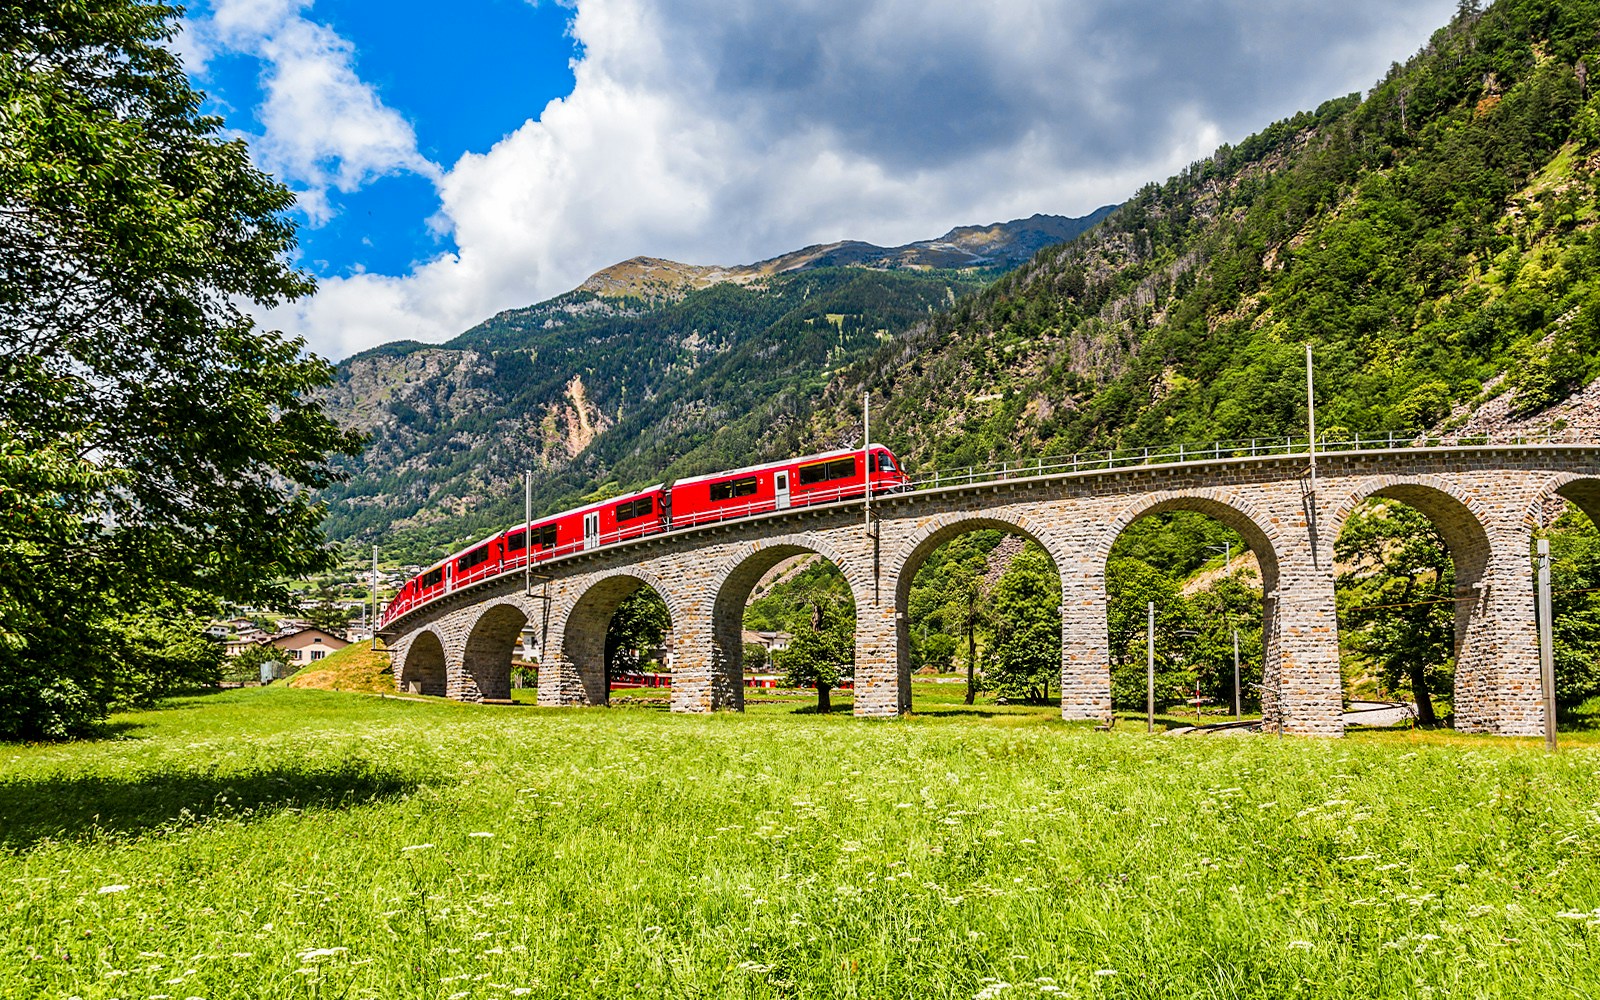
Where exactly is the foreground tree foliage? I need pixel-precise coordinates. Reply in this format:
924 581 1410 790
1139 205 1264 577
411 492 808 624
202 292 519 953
0 0 359 739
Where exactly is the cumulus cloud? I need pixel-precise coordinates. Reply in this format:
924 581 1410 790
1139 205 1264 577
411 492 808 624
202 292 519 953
228 0 1457 359
184 0 439 223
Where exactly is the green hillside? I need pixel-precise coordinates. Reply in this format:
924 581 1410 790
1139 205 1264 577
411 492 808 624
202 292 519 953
819 0 1600 466
320 267 987 562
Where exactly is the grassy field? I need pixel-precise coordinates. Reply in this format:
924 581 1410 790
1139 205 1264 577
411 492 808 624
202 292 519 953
3 688 1600 999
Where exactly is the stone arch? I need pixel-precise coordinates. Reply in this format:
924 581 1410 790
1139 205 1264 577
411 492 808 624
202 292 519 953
889 511 1071 714
1328 475 1505 731
397 627 447 697
460 600 532 702
1094 489 1294 729
708 533 876 714
1097 492 1284 591
557 570 681 707
1529 472 1600 529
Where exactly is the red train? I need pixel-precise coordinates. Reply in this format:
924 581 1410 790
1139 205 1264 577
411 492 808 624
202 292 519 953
380 445 908 626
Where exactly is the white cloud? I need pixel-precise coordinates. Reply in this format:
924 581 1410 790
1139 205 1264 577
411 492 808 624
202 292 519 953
186 0 438 225
239 0 1458 359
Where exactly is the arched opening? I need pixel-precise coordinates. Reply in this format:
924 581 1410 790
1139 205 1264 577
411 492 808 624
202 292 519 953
605 588 672 700
1102 501 1277 730
895 518 1063 715
563 576 674 706
1332 484 1491 729
715 545 858 714
1535 478 1600 729
461 603 529 703
399 629 447 697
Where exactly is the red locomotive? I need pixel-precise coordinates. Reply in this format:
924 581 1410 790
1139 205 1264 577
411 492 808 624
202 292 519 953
380 445 908 625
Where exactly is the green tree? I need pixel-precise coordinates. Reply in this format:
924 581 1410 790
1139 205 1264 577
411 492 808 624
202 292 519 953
1335 501 1455 724
1184 570 1265 713
1547 508 1600 711
918 632 958 672
223 641 284 685
0 0 361 739
776 598 853 713
944 564 991 705
985 543 1060 703
1105 557 1195 711
102 600 225 705
604 587 671 693
742 642 769 673
304 584 355 635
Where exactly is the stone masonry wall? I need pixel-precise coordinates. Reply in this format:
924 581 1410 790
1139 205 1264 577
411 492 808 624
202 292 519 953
383 446 1600 737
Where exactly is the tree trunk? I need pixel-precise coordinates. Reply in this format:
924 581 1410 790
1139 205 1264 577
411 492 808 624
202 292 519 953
965 624 977 705
817 683 832 714
1408 660 1436 725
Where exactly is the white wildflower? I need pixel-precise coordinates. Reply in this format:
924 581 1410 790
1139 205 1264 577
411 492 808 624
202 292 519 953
97 884 130 894
296 947 347 962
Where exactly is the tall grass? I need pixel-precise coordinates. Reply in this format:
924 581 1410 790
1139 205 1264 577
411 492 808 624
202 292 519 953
3 687 1598 998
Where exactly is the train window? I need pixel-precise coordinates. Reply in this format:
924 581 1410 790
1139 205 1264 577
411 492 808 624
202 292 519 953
532 525 558 549
457 545 491 572
421 568 443 588
505 530 525 551
615 496 654 521
873 452 897 472
709 476 760 501
798 457 857 485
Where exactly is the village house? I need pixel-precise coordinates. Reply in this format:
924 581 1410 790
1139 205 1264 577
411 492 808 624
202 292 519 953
262 627 350 665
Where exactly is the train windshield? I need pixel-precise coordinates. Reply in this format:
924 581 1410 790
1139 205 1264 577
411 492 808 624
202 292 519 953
875 452 897 473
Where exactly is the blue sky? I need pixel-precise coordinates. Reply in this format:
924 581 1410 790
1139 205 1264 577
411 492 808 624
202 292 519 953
177 0 1459 361
185 0 580 278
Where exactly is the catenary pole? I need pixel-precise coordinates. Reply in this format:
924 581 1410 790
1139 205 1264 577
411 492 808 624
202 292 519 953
524 469 533 598
1232 626 1242 721
863 391 872 527
371 544 378 648
1538 538 1558 752
1147 601 1156 734
1306 342 1318 497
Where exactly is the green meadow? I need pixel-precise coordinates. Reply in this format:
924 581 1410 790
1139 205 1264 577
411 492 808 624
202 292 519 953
4 687 1600 999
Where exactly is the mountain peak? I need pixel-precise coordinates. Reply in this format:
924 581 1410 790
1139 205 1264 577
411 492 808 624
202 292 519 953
576 208 1115 300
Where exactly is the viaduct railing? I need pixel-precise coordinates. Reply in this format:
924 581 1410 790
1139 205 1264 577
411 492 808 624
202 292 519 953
383 427 1582 629
907 428 1585 490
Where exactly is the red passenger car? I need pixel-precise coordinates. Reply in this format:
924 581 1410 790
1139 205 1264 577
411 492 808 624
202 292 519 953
667 445 906 528
379 447 908 628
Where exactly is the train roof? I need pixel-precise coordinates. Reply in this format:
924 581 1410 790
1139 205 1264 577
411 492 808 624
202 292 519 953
671 444 894 488
501 483 665 532
416 484 665 573
410 442 898 575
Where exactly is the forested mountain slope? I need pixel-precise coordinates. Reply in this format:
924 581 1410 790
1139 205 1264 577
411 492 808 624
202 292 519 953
813 0 1600 467
318 212 1110 561
326 0 1600 566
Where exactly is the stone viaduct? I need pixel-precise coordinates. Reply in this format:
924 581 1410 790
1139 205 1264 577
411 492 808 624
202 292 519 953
379 444 1600 737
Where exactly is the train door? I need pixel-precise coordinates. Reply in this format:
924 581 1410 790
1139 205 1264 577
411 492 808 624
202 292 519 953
774 471 791 510
584 511 600 550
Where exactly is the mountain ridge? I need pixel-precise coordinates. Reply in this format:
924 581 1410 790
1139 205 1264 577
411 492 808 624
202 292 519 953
575 209 1116 300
